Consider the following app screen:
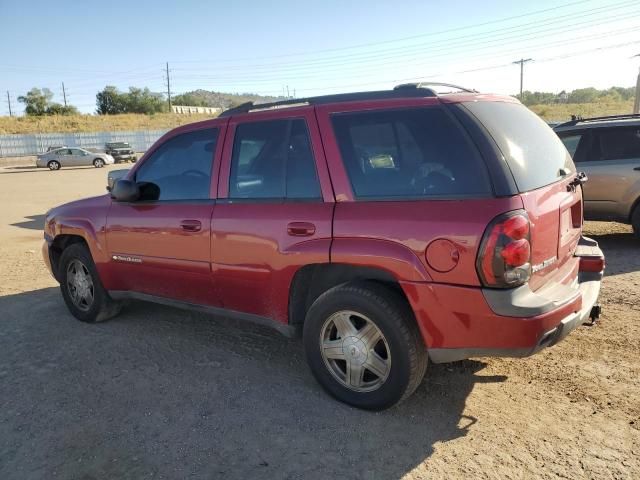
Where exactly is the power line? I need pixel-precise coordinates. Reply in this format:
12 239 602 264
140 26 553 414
169 16 640 84
172 0 638 73
171 0 596 64
169 25 640 88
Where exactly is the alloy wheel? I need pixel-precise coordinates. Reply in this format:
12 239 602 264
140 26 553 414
66 259 94 311
319 310 391 392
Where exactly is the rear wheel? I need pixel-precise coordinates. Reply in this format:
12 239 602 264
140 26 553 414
59 243 121 323
93 158 105 168
47 160 61 171
303 281 427 410
632 204 640 239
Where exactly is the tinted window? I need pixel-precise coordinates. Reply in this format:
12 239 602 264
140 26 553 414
559 133 583 158
595 127 640 161
464 101 574 192
331 107 491 198
229 119 321 199
135 128 217 201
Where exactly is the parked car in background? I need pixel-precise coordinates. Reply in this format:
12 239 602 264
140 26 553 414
105 142 137 163
554 114 640 237
37 147 114 170
42 84 604 409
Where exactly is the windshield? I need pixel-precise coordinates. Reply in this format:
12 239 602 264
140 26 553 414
463 101 575 192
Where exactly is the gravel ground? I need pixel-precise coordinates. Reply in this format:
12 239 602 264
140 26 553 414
0 164 638 479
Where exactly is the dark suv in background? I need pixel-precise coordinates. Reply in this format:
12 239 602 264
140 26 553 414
105 142 137 163
42 84 604 410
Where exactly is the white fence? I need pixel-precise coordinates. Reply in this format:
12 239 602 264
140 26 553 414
0 130 169 157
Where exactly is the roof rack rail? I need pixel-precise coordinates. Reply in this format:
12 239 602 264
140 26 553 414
394 82 477 93
555 113 640 128
218 85 444 117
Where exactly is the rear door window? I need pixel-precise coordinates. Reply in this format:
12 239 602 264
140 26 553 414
464 101 574 192
229 118 321 200
594 127 640 161
330 107 491 199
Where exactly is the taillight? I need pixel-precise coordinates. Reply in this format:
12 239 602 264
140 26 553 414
477 210 532 288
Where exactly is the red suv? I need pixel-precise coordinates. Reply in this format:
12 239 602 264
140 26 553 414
43 83 604 410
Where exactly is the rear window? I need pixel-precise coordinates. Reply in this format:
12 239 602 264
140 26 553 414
331 107 491 199
464 101 574 192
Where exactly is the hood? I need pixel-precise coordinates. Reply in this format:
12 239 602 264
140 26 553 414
46 194 111 222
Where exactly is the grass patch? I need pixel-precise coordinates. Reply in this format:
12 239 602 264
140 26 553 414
0 113 218 135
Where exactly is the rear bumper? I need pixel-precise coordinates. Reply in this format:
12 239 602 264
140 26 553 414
400 236 604 363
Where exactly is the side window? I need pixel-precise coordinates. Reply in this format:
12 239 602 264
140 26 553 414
229 118 321 200
331 107 491 198
558 133 583 158
135 128 218 201
594 127 640 161
558 131 592 163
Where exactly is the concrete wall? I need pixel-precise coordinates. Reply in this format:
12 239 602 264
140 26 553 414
0 130 168 158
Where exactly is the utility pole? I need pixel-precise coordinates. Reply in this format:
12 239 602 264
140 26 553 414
166 62 172 110
286 85 290 98
61 82 67 107
6 91 12 117
633 54 640 114
512 58 533 100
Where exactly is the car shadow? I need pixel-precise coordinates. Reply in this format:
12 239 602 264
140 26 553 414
587 232 640 276
0 287 505 480
10 214 46 231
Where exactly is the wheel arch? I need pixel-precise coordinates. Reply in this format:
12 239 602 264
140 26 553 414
49 234 89 281
288 263 411 327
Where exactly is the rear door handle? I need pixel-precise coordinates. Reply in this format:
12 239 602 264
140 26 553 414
634 166 640 171
287 222 316 236
180 220 202 232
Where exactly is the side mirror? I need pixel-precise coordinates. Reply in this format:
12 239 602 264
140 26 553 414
110 179 140 202
107 168 130 191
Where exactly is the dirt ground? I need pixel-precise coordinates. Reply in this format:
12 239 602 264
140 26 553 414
0 164 638 480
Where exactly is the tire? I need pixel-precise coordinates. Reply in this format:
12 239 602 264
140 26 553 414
632 204 640 239
93 158 105 168
47 160 61 171
58 243 121 323
303 281 427 410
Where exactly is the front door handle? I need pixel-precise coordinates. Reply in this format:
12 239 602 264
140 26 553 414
634 166 640 171
287 222 316 236
180 220 202 232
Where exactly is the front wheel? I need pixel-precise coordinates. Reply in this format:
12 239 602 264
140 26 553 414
59 243 121 323
303 281 427 410
93 158 105 168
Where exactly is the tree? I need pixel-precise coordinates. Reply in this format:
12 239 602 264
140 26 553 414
125 87 167 114
17 87 79 115
97 86 123 114
18 88 54 116
47 103 79 115
96 86 167 114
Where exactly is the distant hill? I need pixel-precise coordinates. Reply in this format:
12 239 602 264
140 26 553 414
172 89 285 109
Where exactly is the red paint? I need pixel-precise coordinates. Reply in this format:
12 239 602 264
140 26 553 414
42 90 603 356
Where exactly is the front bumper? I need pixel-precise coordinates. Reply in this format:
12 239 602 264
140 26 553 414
42 234 55 279
400 236 604 363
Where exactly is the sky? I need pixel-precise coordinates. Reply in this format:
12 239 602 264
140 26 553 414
1 0 639 114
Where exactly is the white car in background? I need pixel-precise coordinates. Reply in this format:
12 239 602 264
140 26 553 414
36 147 115 170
